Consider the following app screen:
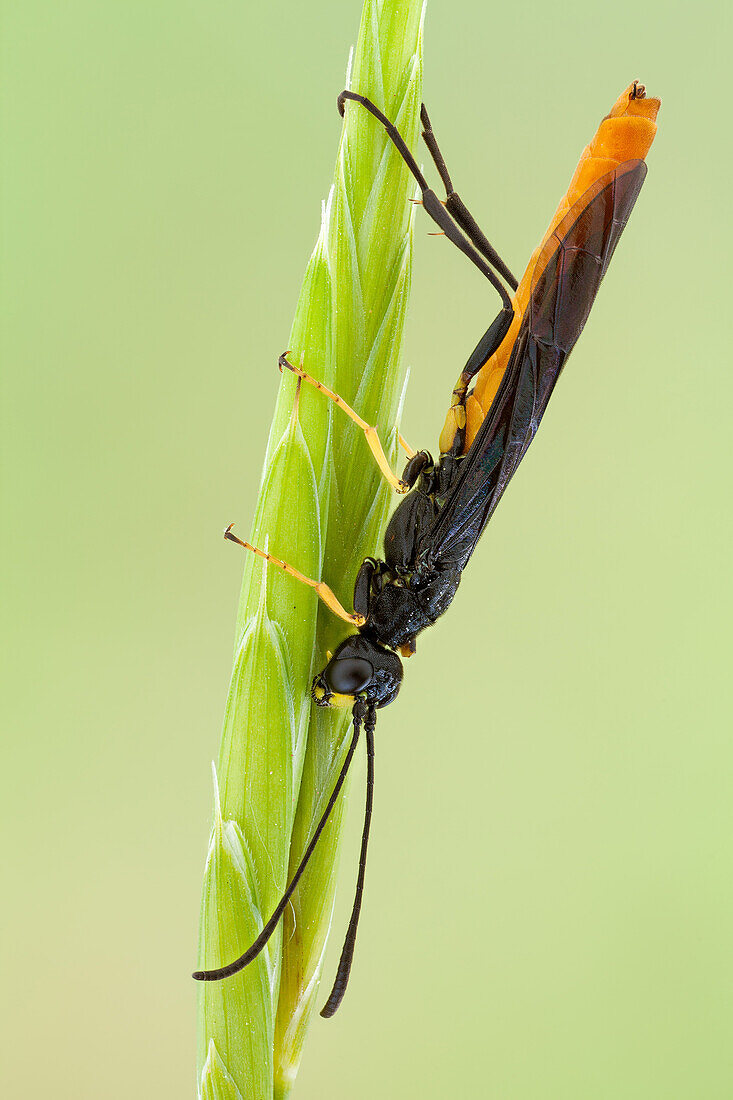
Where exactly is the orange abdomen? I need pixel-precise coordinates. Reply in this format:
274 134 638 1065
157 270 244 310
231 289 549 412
461 82 660 452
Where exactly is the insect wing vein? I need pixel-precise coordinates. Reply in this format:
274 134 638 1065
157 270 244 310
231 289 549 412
420 160 648 574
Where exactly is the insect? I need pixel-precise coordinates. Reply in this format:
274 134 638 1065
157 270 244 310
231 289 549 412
194 81 660 1016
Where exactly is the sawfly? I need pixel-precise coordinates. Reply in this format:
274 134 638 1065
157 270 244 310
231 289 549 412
194 81 661 1017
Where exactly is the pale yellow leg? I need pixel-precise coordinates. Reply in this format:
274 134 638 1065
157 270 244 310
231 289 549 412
280 354 409 494
398 432 416 458
224 525 365 627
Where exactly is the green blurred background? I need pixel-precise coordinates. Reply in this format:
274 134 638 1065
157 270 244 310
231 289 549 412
2 0 730 1096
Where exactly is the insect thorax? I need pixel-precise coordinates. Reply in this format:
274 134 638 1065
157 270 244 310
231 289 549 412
357 453 465 651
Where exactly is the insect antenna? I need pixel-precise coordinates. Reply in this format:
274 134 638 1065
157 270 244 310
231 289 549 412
193 700 367 982
320 705 377 1017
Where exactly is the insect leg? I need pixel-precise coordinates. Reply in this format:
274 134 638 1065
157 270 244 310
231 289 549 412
352 559 377 620
438 306 514 454
224 524 365 627
419 104 519 291
398 432 416 458
338 91 513 313
279 353 409 494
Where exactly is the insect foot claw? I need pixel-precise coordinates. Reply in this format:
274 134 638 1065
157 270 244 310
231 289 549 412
278 351 294 373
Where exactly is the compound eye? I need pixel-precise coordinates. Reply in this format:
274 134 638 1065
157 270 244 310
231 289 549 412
326 656 374 695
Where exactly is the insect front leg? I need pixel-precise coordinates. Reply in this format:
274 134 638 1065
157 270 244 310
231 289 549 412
279 353 410 494
352 558 377 620
224 524 365 627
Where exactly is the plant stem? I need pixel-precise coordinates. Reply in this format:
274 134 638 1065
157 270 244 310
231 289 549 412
197 2 424 1096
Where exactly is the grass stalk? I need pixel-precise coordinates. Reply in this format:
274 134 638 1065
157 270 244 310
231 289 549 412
197 2 424 1096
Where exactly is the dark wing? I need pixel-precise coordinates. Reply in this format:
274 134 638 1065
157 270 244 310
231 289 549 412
418 160 648 572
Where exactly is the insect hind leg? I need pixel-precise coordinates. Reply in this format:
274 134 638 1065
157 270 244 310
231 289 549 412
438 307 514 455
338 90 513 313
420 104 518 291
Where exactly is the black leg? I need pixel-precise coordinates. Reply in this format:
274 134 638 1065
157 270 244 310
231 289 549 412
439 306 514 455
338 90 513 314
420 105 519 291
461 307 514 379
